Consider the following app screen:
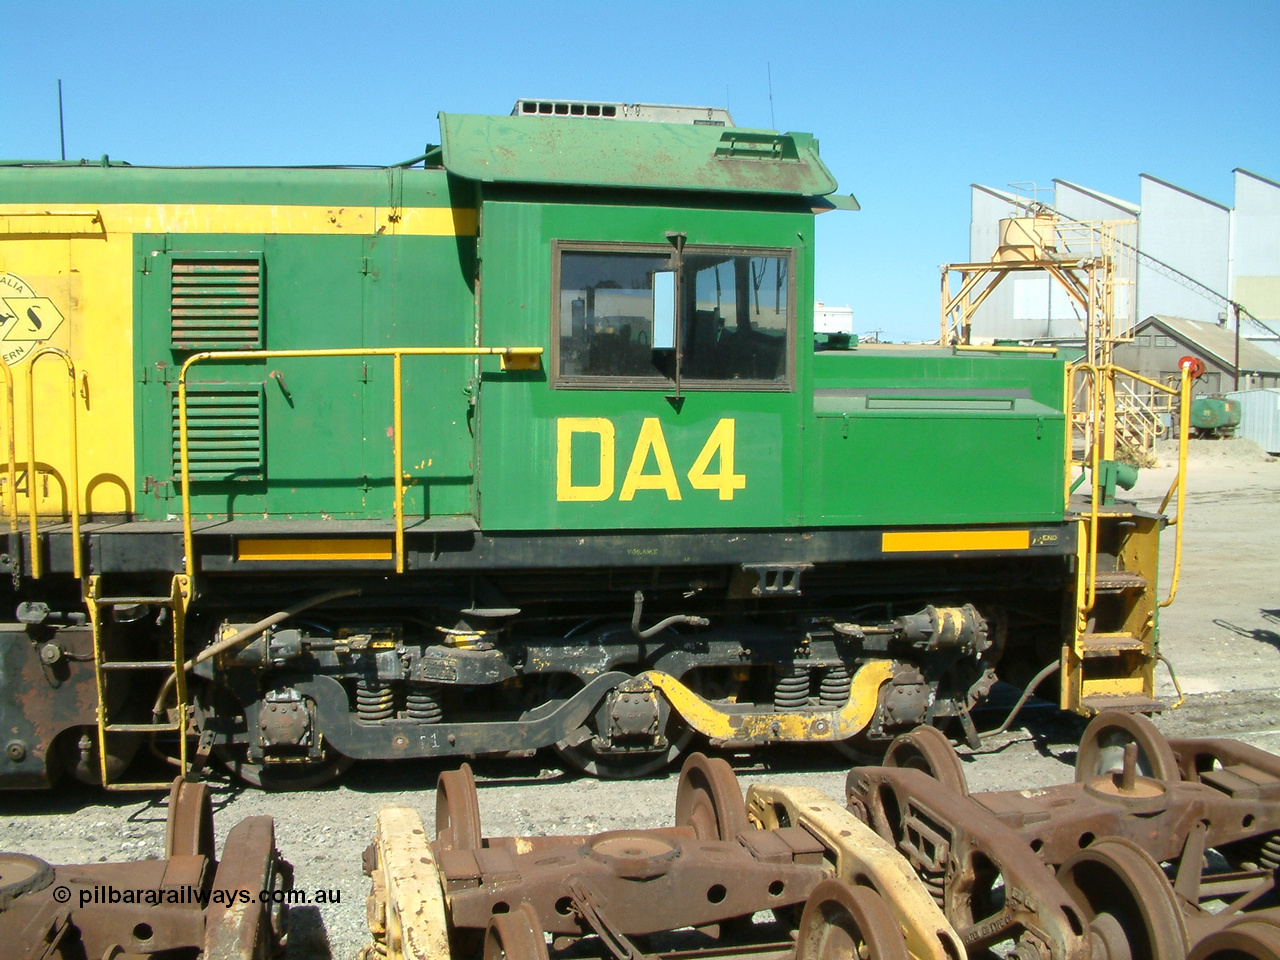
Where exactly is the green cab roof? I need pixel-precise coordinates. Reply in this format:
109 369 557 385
438 113 840 197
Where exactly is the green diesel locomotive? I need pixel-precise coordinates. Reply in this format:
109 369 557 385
0 101 1166 788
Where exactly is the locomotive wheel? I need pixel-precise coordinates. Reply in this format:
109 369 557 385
831 730 890 765
1188 920 1280 960
436 763 482 851
199 682 353 790
674 752 748 841
1057 837 1188 960
1075 711 1179 783
166 778 215 859
796 879 909 960
213 743 354 791
555 710 695 779
484 903 549 960
884 725 969 796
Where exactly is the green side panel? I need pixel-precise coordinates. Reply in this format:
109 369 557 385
0 164 454 207
804 351 1067 525
439 114 838 196
135 231 477 521
476 198 814 531
361 234 478 520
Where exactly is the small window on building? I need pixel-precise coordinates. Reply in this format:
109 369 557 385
1137 335 1153 348
1155 335 1174 348
553 242 793 389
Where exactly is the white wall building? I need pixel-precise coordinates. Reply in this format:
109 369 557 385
814 300 853 335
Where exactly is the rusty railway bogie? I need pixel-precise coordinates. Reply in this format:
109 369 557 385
360 717 1280 960
848 763 1093 960
847 713 1280 960
0 777 292 960
364 753 962 960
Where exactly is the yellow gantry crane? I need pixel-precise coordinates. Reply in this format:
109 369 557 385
941 206 1191 717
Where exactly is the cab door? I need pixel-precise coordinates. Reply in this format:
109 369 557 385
360 232 478 521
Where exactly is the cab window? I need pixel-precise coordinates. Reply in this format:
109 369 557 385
552 242 793 390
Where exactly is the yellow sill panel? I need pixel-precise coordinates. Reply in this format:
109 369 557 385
882 530 1031 553
237 538 394 562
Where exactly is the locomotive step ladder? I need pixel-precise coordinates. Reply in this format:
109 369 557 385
1066 503 1164 717
85 574 193 790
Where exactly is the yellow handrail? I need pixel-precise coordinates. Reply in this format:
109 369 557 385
178 346 543 584
0 359 16 533
1066 361 1189 618
26 347 82 579
1160 365 1192 608
1062 362 1075 507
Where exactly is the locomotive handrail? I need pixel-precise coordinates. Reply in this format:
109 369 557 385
25 346 82 579
0 359 16 535
1067 362 1190 619
177 346 544 582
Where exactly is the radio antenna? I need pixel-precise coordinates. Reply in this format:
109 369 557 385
58 79 66 161
766 63 775 129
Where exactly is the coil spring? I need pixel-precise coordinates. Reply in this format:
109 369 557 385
774 667 811 710
1260 833 1280 870
921 872 946 909
819 665 852 707
355 678 395 721
405 682 444 723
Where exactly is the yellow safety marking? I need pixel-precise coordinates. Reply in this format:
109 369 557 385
639 660 893 742
882 529 1031 553
373 806 450 960
746 784 965 960
0 203 476 237
236 538 394 561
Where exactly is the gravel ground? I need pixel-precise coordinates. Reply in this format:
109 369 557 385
2 439 1278 959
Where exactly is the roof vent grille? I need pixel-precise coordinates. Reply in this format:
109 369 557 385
512 100 734 127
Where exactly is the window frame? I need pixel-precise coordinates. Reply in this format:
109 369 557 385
549 239 796 392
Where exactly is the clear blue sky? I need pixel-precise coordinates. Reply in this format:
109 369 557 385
3 1 1277 341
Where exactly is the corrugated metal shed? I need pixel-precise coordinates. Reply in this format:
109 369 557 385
1146 315 1280 375
1226 388 1280 454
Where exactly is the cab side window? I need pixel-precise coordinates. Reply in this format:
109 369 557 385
681 253 787 382
557 250 673 380
552 241 792 390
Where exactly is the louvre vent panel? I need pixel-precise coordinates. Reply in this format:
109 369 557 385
171 385 264 481
170 259 263 349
